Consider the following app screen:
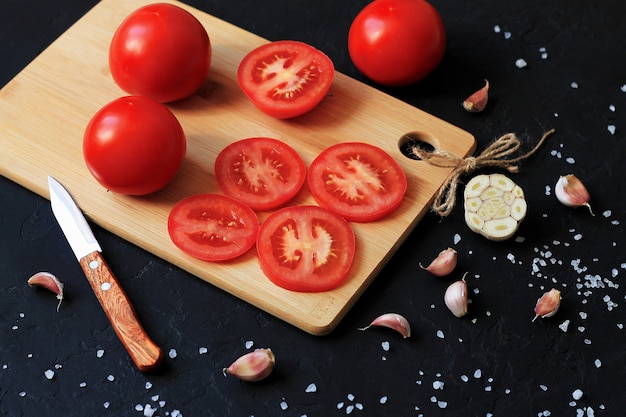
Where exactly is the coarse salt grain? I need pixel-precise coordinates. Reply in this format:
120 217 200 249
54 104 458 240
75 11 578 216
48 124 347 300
305 383 317 393
515 58 527 68
454 233 461 244
169 349 177 359
280 400 288 410
198 347 207 354
608 125 616 135
44 369 54 380
433 381 444 390
571 82 579 88
594 359 602 368
559 320 570 332
436 330 444 339
97 349 105 358
572 388 584 400
381 341 390 351
380 396 387 404
245 340 254 349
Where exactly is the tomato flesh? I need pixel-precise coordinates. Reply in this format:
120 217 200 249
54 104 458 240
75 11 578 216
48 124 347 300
257 206 355 292
348 0 446 86
308 142 407 222
237 40 335 119
215 137 306 211
168 194 259 262
109 3 211 103
83 96 186 195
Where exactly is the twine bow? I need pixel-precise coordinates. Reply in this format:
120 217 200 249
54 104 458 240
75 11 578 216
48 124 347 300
410 128 555 217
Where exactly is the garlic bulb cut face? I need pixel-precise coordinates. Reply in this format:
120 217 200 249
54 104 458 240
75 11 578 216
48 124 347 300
464 174 527 241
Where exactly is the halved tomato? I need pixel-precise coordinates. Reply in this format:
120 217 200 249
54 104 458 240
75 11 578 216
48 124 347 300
257 205 355 292
308 142 407 222
237 40 335 119
214 137 306 211
168 194 259 262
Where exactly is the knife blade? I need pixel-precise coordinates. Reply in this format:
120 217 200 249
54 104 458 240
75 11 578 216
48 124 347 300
48 176 163 372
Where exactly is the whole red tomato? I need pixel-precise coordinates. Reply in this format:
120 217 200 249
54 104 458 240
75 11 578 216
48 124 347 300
348 0 446 86
83 96 186 195
109 3 211 103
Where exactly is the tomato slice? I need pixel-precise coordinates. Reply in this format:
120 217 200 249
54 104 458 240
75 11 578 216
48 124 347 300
257 206 355 292
308 142 407 222
214 137 306 211
237 40 335 119
168 194 259 262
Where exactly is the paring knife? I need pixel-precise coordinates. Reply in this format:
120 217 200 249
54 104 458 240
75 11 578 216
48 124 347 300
48 176 163 372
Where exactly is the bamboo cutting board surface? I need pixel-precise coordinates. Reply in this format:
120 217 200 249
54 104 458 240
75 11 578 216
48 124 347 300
0 0 475 335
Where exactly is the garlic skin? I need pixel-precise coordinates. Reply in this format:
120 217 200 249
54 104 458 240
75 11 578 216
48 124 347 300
27 272 64 312
444 278 468 318
554 174 594 215
533 288 561 322
358 313 411 338
420 248 457 277
223 348 275 382
462 79 489 113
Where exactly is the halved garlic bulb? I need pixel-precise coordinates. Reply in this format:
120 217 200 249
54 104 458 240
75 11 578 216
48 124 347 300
464 174 527 241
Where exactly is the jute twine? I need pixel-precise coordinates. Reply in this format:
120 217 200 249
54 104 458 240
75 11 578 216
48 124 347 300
410 128 555 217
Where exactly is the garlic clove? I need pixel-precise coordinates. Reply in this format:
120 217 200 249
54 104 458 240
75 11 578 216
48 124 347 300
358 313 411 338
27 272 64 312
554 174 594 215
462 79 490 113
420 248 457 277
444 277 468 318
223 348 275 382
533 288 561 322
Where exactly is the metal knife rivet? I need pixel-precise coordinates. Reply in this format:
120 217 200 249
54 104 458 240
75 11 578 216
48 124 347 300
89 260 99 269
101 282 111 291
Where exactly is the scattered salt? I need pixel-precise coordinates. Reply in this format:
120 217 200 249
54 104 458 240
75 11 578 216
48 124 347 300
566 157 576 164
305 383 317 393
504 32 511 39
493 25 501 33
143 404 156 417
103 402 110 409
381 341 390 351
453 233 461 244
621 84 626 92
540 384 548 391
608 125 616 135
572 388 584 400
461 375 469 382
107 374 114 382
609 104 616 112
515 58 527 68
198 347 208 354
379 396 387 404
436 330 444 339
97 349 105 358
433 380 444 390
594 359 602 368
245 340 254 349
44 369 55 380
571 82 579 88
169 349 177 359
474 369 482 378
559 320 570 332
280 400 288 410
145 382 152 389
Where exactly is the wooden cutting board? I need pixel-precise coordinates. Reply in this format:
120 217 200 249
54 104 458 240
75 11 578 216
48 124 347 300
0 0 475 335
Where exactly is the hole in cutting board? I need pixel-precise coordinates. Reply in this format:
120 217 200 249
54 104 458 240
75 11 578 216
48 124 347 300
398 131 437 160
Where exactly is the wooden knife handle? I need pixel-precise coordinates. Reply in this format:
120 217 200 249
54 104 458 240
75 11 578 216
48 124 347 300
79 251 163 372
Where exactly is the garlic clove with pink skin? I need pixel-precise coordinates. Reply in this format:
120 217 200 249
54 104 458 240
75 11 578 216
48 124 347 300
444 275 469 318
27 272 64 312
462 79 489 113
223 348 275 382
420 247 457 277
358 313 411 338
554 174 594 215
533 288 561 322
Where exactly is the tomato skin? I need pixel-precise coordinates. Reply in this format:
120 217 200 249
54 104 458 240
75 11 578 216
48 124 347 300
237 40 335 119
348 0 446 86
168 194 259 262
257 206 355 292
307 142 407 222
83 96 186 195
215 137 307 211
109 3 211 103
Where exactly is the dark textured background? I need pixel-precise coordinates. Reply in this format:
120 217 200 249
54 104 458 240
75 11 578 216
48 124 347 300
2 1 626 416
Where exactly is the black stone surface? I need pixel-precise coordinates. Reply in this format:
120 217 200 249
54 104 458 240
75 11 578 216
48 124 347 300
2 1 626 416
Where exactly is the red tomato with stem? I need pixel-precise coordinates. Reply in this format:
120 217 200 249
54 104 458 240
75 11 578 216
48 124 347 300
83 96 186 195
109 3 211 103
237 40 335 119
214 137 307 211
308 142 407 222
348 0 446 86
257 205 355 292
168 194 259 262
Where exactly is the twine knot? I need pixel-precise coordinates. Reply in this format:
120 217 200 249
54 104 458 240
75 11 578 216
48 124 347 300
410 129 555 217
